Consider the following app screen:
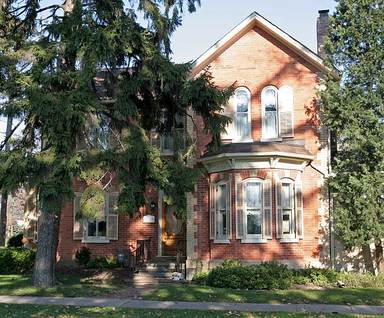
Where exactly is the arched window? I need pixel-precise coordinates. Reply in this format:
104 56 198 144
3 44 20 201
262 86 279 139
234 88 251 141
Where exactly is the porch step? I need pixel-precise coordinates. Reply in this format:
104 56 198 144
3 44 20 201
132 256 186 285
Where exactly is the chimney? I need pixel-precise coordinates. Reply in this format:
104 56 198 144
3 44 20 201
317 9 329 58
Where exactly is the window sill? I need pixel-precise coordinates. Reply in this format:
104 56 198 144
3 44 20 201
232 138 254 143
279 238 299 243
260 138 283 142
81 238 110 244
241 238 268 244
213 239 231 244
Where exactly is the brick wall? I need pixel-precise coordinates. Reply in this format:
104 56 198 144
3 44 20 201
57 180 159 264
192 25 327 268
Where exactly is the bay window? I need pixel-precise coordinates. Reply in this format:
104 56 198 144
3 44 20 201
210 180 231 242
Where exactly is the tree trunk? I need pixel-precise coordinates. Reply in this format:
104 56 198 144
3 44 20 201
362 244 375 274
32 211 60 288
0 193 7 246
375 240 384 273
0 115 13 246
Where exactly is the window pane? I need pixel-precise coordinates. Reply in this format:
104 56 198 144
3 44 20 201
247 211 262 235
218 184 227 210
221 210 227 236
236 90 249 112
282 210 291 234
264 88 277 111
236 113 249 138
265 111 278 138
87 220 97 237
282 183 292 208
97 220 107 237
246 182 262 208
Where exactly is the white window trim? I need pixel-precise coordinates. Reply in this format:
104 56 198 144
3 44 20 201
261 85 279 141
241 178 264 243
214 180 231 241
280 178 296 240
232 87 253 143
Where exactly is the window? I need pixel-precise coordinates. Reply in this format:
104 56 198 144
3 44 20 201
221 87 252 142
234 88 251 141
262 85 294 140
210 180 231 242
245 181 263 237
151 111 185 154
235 177 272 242
262 86 279 139
281 181 295 238
276 178 304 241
73 192 119 242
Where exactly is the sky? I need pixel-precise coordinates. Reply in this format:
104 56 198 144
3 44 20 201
0 0 337 141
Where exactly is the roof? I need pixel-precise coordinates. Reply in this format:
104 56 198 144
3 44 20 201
191 11 330 77
201 141 314 161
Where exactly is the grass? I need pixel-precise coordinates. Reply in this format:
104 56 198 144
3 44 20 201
1 275 384 307
0 304 376 318
0 274 124 297
144 284 384 306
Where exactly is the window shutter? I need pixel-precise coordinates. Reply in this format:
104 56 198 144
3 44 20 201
263 179 272 239
295 180 304 239
236 180 244 239
279 86 294 137
226 180 231 239
275 180 283 238
107 192 119 240
73 193 84 240
210 184 216 239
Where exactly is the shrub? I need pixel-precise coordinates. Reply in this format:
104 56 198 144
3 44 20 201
293 268 338 286
336 272 384 288
0 247 35 274
86 256 118 269
75 247 91 266
192 271 209 285
7 233 24 248
206 261 294 290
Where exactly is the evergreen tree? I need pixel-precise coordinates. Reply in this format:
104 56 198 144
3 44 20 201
321 0 384 273
0 0 232 287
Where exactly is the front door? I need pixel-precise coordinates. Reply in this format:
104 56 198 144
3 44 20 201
162 204 186 256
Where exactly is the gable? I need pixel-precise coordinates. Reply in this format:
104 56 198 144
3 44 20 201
191 12 329 77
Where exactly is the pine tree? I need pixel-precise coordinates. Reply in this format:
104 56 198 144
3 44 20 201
0 0 232 287
321 0 384 273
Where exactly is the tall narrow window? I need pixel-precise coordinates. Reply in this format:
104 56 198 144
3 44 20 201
210 180 231 241
245 181 263 238
217 183 228 239
262 86 278 139
234 88 251 141
281 181 295 237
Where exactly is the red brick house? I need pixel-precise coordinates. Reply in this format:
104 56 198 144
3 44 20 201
57 10 333 278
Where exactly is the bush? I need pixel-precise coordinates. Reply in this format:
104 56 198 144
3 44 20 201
192 271 208 285
0 247 35 274
75 247 91 266
336 272 384 288
7 233 24 248
86 256 118 269
206 261 294 290
293 268 338 286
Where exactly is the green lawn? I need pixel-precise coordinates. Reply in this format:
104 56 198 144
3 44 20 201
0 304 376 318
0 274 124 297
144 284 384 306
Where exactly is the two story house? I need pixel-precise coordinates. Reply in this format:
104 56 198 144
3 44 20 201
57 10 333 278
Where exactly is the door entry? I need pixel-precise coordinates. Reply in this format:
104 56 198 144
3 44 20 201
162 204 186 256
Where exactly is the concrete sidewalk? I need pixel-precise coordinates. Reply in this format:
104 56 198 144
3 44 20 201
0 295 383 315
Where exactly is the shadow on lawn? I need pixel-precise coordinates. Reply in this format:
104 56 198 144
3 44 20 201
145 284 384 305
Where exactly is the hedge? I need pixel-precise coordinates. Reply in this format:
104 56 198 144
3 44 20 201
195 260 384 290
0 247 36 274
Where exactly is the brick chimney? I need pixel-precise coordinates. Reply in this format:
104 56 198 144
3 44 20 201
317 9 329 58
